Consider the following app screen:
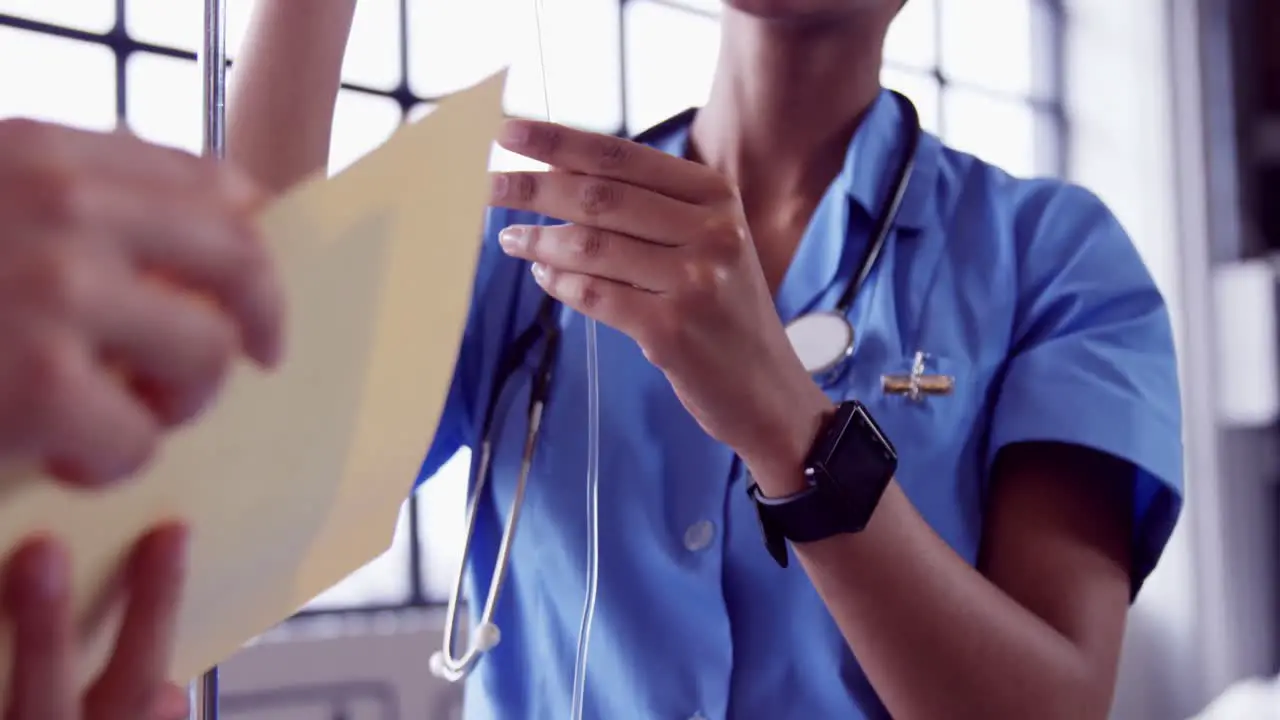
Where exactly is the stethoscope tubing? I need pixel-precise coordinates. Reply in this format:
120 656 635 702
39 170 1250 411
833 91 921 316
433 91 921 679
432 297 559 680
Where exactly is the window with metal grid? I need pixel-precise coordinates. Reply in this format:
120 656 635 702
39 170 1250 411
0 0 1065 615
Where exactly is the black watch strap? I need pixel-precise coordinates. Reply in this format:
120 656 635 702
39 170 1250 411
746 483 845 568
749 484 848 544
747 400 897 568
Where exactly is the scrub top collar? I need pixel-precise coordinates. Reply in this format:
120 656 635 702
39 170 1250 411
838 88 938 233
635 89 942 321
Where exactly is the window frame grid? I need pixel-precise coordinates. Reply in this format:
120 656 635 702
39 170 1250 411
0 0 1068 164
0 0 1066 618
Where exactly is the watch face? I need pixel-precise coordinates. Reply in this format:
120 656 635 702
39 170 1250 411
816 402 897 531
748 401 898 557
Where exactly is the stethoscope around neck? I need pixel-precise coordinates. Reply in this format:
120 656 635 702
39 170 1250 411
429 90 922 681
784 90 921 383
429 296 561 682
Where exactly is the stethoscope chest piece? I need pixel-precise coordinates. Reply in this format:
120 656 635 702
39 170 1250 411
785 311 855 376
780 90 921 386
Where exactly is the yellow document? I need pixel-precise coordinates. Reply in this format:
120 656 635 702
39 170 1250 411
0 68 508 700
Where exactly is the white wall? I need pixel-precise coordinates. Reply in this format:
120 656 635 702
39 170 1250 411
1061 1 1202 717
1068 1 1279 718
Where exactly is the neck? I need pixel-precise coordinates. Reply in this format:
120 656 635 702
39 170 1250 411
690 8 889 209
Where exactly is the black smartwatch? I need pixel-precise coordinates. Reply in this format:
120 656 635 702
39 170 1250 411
747 400 897 568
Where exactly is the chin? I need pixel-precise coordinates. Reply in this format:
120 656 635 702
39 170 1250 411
722 0 889 21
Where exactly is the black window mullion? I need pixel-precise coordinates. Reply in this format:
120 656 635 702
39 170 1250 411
1042 0 1070 177
0 0 1068 617
111 0 128 121
931 0 948 140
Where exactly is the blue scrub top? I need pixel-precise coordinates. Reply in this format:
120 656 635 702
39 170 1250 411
417 89 1184 720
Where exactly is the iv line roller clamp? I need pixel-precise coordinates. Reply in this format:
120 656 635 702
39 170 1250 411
191 0 226 717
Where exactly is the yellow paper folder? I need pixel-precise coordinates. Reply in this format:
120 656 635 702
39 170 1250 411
0 69 508 700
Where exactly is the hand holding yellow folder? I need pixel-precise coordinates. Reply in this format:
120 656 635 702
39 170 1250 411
0 69 508 702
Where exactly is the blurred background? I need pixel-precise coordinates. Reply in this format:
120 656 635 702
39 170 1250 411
0 0 1274 717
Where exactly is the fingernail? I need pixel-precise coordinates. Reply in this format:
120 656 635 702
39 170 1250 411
163 524 191 573
490 174 509 199
530 263 548 283
498 226 527 251
258 334 284 370
500 120 531 148
32 539 70 601
254 300 287 371
46 458 99 487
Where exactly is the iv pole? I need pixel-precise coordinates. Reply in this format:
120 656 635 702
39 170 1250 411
191 0 226 717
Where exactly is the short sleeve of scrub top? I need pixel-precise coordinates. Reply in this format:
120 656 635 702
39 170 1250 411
985 183 1183 590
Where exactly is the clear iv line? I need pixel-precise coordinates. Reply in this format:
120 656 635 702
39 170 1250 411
530 5 601 720
575 314 601 720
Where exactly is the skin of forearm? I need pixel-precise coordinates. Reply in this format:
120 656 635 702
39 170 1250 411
792 484 1109 720
227 0 358 195
744 391 1116 720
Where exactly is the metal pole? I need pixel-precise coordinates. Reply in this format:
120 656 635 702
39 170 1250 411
191 0 226 717
200 0 227 158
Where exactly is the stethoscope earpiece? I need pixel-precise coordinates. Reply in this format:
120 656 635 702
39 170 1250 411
475 622 502 651
429 621 502 681
428 649 451 679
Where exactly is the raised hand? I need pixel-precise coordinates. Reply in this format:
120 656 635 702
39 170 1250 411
0 120 285 486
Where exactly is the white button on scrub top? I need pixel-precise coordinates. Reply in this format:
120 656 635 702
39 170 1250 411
683 520 715 552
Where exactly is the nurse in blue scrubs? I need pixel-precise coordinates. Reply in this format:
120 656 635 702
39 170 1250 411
232 0 1184 718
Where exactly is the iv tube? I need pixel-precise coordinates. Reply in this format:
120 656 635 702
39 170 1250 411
531 4 601 719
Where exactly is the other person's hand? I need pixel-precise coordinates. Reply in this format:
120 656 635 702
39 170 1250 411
0 119 285 486
3 525 190 720
489 119 825 481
